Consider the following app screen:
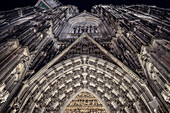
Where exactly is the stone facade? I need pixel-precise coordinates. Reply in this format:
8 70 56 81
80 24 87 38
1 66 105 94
0 0 169 112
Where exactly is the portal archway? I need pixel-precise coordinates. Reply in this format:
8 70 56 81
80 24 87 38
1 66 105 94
16 55 152 113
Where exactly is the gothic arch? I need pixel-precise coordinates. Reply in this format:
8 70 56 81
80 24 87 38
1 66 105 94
13 55 155 113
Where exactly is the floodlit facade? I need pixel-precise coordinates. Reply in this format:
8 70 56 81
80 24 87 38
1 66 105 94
0 0 169 112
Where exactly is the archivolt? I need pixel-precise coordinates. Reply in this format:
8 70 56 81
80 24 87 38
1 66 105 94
15 55 152 113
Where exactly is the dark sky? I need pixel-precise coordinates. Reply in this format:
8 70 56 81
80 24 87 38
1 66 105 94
0 0 169 12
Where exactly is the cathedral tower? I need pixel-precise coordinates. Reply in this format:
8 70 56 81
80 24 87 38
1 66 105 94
0 0 169 112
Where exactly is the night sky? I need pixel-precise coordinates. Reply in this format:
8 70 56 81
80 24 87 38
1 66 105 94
0 0 169 12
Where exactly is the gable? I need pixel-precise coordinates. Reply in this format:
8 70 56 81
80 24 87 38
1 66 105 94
29 32 142 84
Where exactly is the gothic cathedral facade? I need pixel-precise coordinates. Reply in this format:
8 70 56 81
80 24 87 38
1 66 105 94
0 0 169 113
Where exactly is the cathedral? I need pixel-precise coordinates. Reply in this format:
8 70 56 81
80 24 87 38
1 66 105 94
0 0 169 113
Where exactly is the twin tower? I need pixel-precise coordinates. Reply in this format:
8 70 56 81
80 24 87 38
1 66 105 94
0 0 169 112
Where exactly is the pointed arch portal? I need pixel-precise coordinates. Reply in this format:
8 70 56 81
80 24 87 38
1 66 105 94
15 55 154 113
0 2 169 113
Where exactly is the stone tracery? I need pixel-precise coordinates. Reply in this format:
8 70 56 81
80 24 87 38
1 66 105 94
0 0 169 113
15 55 154 113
